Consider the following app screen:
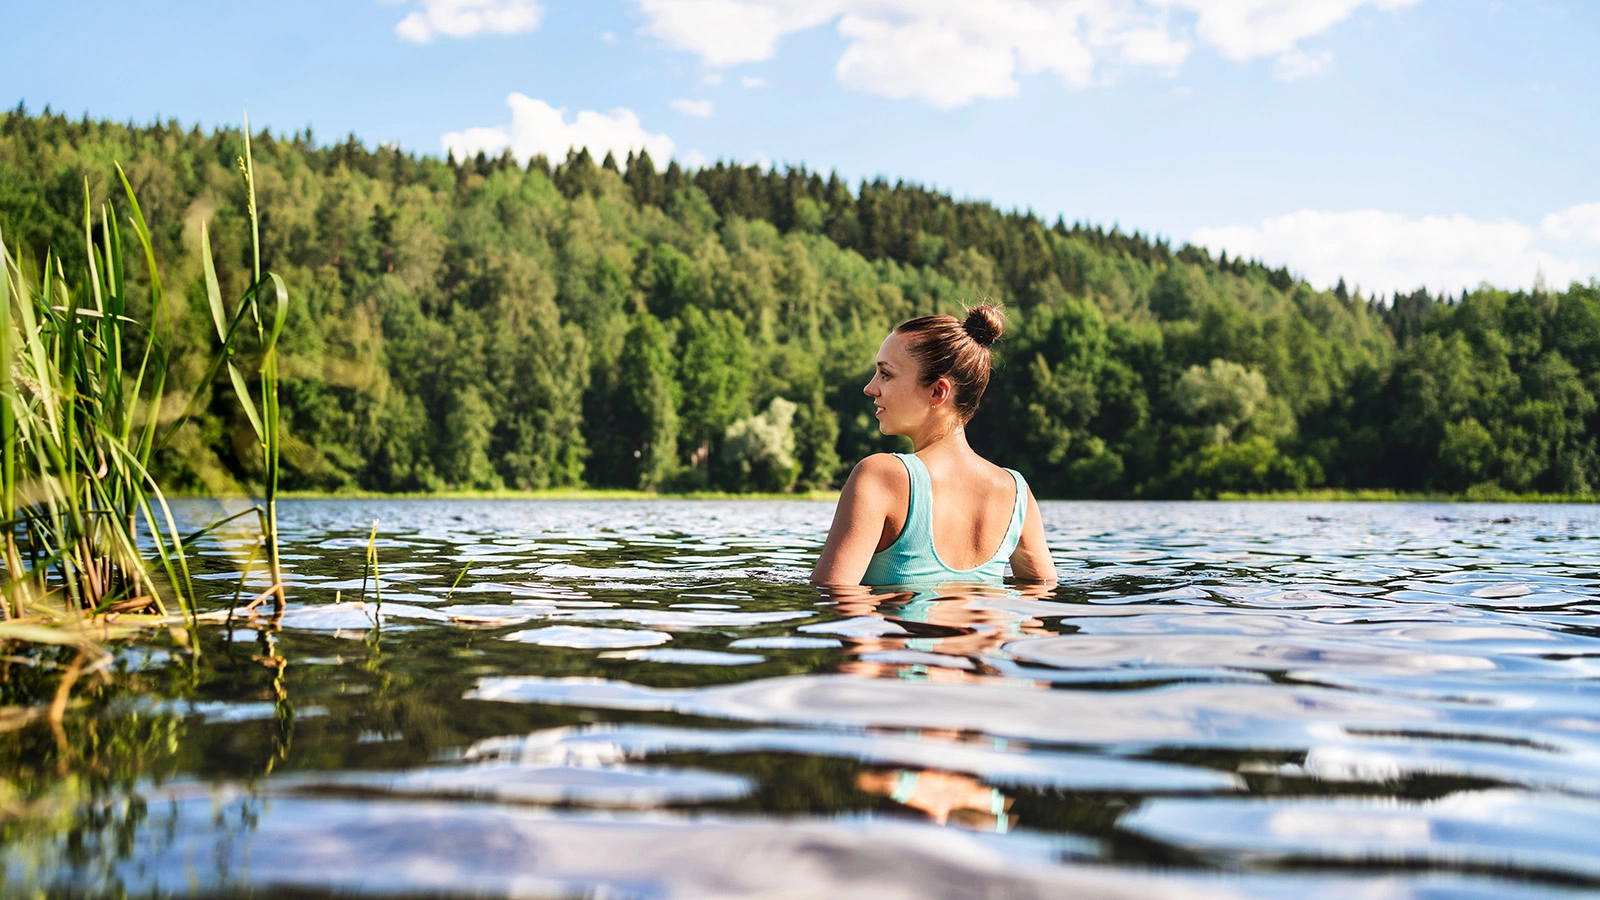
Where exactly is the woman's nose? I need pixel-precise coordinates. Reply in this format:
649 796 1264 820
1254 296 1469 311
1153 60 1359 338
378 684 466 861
863 379 878 396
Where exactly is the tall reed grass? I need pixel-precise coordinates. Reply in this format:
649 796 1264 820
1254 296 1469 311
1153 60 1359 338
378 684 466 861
0 122 287 645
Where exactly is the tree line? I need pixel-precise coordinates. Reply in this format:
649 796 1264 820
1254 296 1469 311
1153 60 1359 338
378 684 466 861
2 105 1596 498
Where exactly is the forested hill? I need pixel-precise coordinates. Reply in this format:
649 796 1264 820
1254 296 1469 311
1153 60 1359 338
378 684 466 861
3 107 1597 498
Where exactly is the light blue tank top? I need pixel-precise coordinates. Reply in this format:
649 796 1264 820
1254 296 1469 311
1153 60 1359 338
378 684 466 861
861 453 1029 586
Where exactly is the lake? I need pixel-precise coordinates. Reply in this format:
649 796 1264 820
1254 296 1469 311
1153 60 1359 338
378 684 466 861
5 499 1600 898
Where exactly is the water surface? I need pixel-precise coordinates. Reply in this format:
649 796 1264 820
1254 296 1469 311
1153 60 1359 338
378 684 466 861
5 499 1600 898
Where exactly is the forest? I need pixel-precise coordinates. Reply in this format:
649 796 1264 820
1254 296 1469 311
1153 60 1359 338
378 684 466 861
2 105 1596 499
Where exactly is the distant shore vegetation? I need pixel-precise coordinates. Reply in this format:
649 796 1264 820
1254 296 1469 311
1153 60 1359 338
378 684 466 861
3 105 1597 500
252 487 1593 504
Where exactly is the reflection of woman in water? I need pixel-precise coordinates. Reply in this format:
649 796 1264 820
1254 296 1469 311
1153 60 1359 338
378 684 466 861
827 582 1058 682
822 582 1058 832
811 304 1055 586
857 767 1016 833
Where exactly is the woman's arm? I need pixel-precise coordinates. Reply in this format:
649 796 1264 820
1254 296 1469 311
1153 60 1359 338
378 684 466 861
1008 486 1056 584
810 455 902 586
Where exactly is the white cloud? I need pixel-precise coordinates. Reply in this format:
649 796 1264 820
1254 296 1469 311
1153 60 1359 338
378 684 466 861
681 149 709 169
833 10 1032 107
1118 25 1190 68
1542 202 1600 244
701 72 725 86
628 0 1414 106
442 93 675 168
395 0 543 42
601 30 617 42
1190 207 1600 297
1166 0 1409 60
633 0 835 66
740 75 767 88
670 97 715 117
1271 47 1332 81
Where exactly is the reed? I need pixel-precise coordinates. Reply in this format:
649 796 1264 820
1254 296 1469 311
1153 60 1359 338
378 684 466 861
196 118 289 609
362 518 381 613
0 121 289 639
0 181 192 627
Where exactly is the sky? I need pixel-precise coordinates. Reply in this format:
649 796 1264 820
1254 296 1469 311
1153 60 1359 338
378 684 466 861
5 0 1598 297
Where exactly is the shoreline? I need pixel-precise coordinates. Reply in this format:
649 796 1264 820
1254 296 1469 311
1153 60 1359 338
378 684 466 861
167 488 1600 504
180 488 845 502
1213 488 1599 503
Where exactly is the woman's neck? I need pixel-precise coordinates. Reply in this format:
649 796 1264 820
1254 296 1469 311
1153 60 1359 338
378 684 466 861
909 418 971 455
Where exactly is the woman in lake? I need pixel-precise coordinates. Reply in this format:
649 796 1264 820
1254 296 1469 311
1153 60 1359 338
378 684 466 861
811 304 1056 586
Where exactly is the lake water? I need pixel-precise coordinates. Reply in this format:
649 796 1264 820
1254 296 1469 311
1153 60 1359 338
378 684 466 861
6 499 1600 898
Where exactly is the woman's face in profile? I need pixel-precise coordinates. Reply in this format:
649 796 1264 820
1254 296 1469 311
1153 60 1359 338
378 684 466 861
864 332 929 436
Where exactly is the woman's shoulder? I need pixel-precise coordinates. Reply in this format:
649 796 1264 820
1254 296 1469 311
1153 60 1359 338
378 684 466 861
849 452 911 483
838 453 912 514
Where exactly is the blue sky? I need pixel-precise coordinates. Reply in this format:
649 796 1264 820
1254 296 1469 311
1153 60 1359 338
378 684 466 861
6 0 1598 295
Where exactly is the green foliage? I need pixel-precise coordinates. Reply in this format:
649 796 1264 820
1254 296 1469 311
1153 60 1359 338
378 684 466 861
1172 436 1321 499
2 108 1596 498
677 306 752 469
792 392 842 491
722 397 801 493
616 313 679 490
1172 359 1289 445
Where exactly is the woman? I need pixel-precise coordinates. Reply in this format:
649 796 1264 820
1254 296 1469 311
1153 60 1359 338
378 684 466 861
811 304 1056 586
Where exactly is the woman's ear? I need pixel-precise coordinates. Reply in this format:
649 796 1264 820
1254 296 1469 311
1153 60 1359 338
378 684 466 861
930 377 953 407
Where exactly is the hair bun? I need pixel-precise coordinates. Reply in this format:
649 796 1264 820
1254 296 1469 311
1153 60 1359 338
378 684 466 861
962 303 1005 348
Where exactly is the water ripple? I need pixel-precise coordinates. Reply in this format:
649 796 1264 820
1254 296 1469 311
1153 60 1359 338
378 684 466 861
13 498 1600 897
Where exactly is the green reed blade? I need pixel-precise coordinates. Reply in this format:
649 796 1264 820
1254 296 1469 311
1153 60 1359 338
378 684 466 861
228 362 265 442
113 164 164 322
153 300 262 454
82 180 103 315
366 519 381 613
201 222 226 343
114 193 167 467
135 362 164 468
239 115 283 593
1 229 15 528
57 257 81 492
122 329 153 437
263 273 289 349
446 562 471 600
104 203 123 317
243 112 260 285
15 278 61 447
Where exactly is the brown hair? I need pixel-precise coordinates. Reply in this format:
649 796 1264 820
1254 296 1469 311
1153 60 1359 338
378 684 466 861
893 303 1006 421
